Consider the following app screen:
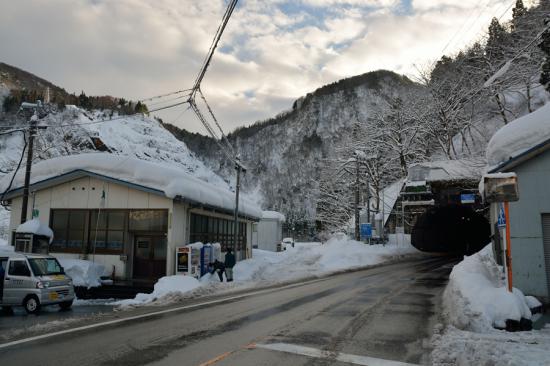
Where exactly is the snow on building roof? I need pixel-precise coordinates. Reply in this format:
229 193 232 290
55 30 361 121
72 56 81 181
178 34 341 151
261 211 286 222
16 218 54 242
366 178 405 226
408 158 485 183
486 103 550 168
0 153 262 219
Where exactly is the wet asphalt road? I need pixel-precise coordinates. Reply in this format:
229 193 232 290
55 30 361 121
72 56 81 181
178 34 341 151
0 255 457 366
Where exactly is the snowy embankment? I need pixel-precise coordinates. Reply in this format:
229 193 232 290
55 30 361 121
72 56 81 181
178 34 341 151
116 236 419 308
57 259 106 289
431 245 550 365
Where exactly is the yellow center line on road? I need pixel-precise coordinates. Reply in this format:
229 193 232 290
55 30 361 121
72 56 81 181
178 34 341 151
196 343 257 366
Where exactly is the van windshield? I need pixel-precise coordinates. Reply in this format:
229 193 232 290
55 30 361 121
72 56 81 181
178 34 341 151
28 258 64 276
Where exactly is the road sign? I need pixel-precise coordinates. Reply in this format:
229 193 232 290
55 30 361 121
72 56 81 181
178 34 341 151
460 193 475 204
360 223 372 239
497 203 506 228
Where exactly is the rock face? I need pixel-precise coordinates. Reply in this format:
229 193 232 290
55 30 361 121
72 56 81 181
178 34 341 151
166 70 419 221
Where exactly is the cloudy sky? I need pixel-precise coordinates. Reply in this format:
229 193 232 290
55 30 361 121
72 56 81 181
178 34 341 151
0 0 518 133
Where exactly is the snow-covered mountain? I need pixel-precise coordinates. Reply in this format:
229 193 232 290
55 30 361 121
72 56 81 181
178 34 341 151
0 108 228 187
0 66 232 242
167 70 421 222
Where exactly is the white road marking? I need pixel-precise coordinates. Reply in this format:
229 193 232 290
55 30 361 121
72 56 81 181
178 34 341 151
255 342 419 366
0 278 327 350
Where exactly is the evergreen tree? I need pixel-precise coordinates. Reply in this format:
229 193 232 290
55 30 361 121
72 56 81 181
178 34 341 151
78 91 91 109
486 18 508 62
134 101 148 114
512 0 526 23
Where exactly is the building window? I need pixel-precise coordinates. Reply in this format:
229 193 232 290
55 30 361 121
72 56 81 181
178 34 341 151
89 211 126 254
189 213 247 252
51 210 87 253
50 209 167 255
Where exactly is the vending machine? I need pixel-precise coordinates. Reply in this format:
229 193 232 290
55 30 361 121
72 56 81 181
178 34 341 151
175 243 202 278
200 244 213 277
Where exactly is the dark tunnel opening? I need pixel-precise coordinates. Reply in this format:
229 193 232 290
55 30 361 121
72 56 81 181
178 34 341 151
411 205 491 255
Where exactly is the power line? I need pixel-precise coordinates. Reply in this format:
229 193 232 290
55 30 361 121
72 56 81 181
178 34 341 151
0 131 27 206
198 90 235 155
441 0 492 54
138 88 193 103
191 0 239 95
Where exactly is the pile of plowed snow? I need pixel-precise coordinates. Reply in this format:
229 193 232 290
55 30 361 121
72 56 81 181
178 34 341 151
117 236 418 308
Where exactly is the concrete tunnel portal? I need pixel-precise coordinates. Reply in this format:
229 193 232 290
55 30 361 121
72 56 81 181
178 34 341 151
411 205 491 255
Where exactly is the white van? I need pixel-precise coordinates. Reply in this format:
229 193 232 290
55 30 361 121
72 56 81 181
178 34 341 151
0 251 75 314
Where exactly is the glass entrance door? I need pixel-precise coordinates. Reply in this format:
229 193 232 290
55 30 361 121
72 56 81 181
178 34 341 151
133 236 167 281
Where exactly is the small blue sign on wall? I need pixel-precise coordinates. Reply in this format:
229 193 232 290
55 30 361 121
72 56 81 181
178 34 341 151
498 203 507 228
461 193 476 204
360 223 372 239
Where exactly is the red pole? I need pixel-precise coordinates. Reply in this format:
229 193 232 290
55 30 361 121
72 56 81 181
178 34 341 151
504 201 513 292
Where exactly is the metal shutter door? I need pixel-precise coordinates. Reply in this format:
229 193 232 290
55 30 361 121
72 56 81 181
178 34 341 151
541 214 550 297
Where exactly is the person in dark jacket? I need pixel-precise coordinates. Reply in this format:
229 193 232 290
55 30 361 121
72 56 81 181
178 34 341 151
210 260 225 282
224 248 236 282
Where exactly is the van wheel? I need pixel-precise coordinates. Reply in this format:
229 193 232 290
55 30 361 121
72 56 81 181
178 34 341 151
23 295 41 314
59 300 73 310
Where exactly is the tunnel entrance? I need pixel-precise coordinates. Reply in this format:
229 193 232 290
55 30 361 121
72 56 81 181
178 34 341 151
411 205 490 255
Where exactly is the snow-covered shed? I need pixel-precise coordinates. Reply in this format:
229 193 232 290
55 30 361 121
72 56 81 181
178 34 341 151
0 153 261 283
485 103 550 302
252 211 285 252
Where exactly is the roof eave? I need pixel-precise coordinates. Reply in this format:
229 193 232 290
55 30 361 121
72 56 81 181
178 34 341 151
489 139 550 173
2 169 261 221
2 169 165 201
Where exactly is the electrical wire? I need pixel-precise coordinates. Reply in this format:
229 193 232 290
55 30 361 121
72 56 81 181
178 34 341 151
198 90 235 155
0 131 27 206
191 0 239 93
441 0 492 54
138 88 193 103
186 0 240 165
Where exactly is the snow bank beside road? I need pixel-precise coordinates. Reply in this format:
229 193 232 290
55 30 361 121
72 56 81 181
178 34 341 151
118 237 418 308
58 259 105 288
442 244 531 331
431 244 550 365
235 237 417 283
115 275 201 306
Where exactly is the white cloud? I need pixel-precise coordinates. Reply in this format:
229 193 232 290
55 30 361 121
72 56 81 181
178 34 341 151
0 0 515 133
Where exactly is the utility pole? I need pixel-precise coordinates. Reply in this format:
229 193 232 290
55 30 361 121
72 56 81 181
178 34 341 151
20 108 39 224
233 157 246 257
366 180 370 226
354 152 360 241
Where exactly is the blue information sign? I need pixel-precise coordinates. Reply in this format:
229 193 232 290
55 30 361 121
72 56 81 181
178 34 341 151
497 203 506 228
461 193 476 204
360 223 372 239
